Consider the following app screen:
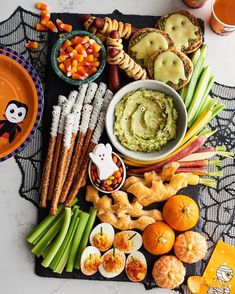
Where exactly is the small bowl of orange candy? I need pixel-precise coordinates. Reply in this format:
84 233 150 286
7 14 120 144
51 30 106 85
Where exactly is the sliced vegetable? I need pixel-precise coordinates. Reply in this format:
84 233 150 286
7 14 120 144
184 45 208 109
50 206 80 270
188 65 212 125
179 160 208 167
74 207 97 269
66 211 89 272
31 211 65 257
128 136 207 174
42 207 72 268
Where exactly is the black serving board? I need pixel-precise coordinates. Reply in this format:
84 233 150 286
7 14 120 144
36 10 204 291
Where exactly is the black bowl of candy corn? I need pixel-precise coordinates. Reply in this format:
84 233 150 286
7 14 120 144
51 30 106 85
88 152 126 194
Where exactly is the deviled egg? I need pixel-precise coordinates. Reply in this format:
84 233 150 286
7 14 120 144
113 230 142 253
90 223 115 252
125 251 147 282
80 246 101 276
99 248 126 278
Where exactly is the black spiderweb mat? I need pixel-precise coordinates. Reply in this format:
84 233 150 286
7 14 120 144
1 6 234 293
35 10 206 292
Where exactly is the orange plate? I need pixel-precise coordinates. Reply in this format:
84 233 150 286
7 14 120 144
0 54 38 159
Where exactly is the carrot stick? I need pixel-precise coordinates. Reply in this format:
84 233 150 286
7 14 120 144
178 160 209 168
128 136 207 174
195 146 215 153
175 167 208 175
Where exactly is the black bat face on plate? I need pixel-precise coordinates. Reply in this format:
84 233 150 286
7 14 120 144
5 100 28 123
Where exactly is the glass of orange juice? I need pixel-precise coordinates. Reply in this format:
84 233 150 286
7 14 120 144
210 0 235 35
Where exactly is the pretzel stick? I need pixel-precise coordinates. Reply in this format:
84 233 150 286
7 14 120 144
50 113 75 215
57 95 67 106
66 112 106 207
48 99 73 199
60 104 93 202
62 85 88 193
80 88 113 188
68 90 78 104
39 106 61 208
83 82 98 104
74 82 106 176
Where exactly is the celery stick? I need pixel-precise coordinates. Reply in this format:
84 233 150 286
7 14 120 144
179 48 201 101
42 242 53 258
27 198 78 244
31 212 65 257
74 207 97 269
193 75 215 121
66 212 89 272
196 95 216 121
184 45 208 109
27 204 64 244
42 207 72 268
53 217 80 273
188 66 212 125
50 206 80 270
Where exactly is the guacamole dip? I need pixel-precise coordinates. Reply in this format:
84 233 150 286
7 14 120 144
114 88 178 152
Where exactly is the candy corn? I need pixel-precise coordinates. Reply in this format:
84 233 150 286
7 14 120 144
57 35 102 80
56 19 63 31
41 12 50 26
25 41 39 49
36 2 48 10
56 19 73 32
36 23 48 31
47 21 58 33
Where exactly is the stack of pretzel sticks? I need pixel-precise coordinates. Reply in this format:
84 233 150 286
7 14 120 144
39 82 113 215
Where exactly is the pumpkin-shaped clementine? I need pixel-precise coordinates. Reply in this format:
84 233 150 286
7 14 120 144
142 221 175 255
152 255 186 289
174 231 207 263
163 195 199 231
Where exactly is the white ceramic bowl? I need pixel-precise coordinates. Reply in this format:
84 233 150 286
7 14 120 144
88 152 126 194
106 80 187 162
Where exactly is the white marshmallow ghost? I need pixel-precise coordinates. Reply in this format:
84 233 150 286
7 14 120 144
89 143 119 181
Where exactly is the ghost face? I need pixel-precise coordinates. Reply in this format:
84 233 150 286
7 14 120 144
5 101 28 123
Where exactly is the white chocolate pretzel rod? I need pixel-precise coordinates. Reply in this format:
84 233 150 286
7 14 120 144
83 82 98 104
40 105 61 208
60 104 93 203
48 99 73 199
51 113 75 215
66 112 106 207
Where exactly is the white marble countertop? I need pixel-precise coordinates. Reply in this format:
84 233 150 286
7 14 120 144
0 1 235 294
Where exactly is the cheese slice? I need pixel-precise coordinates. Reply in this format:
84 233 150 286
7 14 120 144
131 32 169 67
164 14 198 51
154 51 186 84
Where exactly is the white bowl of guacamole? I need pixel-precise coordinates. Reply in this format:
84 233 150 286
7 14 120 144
106 80 187 162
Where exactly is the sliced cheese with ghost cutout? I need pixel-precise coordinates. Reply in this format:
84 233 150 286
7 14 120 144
153 51 187 84
130 32 170 68
164 14 198 51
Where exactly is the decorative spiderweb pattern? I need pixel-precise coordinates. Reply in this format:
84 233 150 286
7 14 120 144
0 6 48 205
1 7 235 292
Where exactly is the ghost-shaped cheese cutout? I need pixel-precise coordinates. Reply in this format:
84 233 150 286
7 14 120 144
130 32 169 68
164 14 198 51
154 51 186 84
89 143 119 180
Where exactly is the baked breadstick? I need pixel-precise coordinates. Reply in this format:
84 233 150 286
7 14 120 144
107 30 147 80
48 99 73 199
50 113 75 215
39 106 61 208
66 112 105 207
60 104 93 202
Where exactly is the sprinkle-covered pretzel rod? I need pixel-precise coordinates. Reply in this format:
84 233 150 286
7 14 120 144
50 113 75 215
39 105 61 208
60 104 93 203
107 30 147 80
66 111 106 207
